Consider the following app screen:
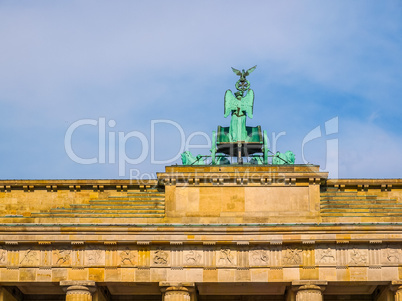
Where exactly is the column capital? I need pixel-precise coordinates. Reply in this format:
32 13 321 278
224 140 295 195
292 280 328 287
160 282 195 287
60 280 96 293
292 281 327 293
390 281 402 292
163 287 189 293
292 281 327 301
160 282 195 293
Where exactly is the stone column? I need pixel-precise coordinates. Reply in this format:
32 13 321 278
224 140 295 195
395 286 402 301
61 281 96 301
295 285 324 301
391 281 402 301
66 286 92 301
292 281 327 301
160 282 195 301
163 287 191 301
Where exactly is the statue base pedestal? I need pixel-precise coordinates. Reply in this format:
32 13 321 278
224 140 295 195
158 165 327 224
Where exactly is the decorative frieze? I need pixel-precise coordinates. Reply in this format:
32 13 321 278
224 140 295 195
0 242 399 269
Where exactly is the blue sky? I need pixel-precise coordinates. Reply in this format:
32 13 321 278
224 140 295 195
0 1 401 179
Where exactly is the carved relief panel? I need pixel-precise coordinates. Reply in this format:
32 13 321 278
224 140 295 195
382 243 402 265
217 247 236 267
86 245 105 266
53 246 71 266
183 246 203 267
118 246 137 266
315 244 336 265
20 248 39 266
0 247 6 266
283 245 302 266
348 245 368 266
151 248 169 266
249 247 269 267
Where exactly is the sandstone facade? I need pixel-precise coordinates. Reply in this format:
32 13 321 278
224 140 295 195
0 165 401 300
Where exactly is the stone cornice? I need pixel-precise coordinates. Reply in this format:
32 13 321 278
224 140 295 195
0 223 402 244
0 179 159 192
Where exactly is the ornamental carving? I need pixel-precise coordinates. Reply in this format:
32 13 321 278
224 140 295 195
0 249 6 264
349 248 367 265
185 250 201 265
20 249 38 265
283 247 302 265
4 242 402 269
385 245 401 263
251 249 269 265
218 248 235 265
54 248 71 265
87 247 103 265
120 247 136 265
153 249 168 265
317 246 336 264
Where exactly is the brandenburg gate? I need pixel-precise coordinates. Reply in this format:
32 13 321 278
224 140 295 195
0 67 401 300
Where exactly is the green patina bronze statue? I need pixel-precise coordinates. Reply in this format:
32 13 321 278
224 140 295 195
272 151 296 165
181 151 205 165
180 66 296 166
224 66 256 142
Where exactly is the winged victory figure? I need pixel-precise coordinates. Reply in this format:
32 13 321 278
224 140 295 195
224 88 254 142
224 65 256 142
